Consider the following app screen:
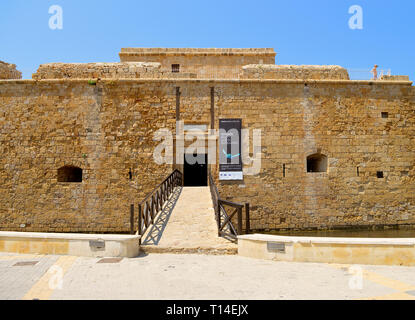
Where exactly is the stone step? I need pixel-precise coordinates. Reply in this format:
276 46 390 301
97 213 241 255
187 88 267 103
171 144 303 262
140 245 237 255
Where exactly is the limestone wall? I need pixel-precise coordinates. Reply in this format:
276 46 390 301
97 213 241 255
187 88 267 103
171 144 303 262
215 80 415 231
240 65 350 80
0 78 414 233
0 61 22 79
0 80 174 233
119 48 276 79
32 62 197 80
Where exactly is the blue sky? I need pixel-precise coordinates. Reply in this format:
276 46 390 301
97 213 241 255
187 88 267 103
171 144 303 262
0 0 414 80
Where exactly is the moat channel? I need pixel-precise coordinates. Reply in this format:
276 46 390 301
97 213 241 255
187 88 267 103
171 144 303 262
263 228 415 238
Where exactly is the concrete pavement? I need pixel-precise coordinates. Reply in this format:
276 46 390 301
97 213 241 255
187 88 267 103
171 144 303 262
1 252 415 300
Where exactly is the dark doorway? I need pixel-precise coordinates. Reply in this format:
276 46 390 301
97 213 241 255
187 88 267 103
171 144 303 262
183 153 207 186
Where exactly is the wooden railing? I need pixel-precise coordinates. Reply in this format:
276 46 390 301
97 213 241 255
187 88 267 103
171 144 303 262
130 169 183 243
208 169 250 242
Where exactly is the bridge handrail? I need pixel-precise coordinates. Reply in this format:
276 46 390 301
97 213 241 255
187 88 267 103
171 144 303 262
208 169 250 242
130 169 183 243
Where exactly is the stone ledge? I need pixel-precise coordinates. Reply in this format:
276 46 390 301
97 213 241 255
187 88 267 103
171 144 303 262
238 233 415 266
0 231 140 258
140 245 237 255
238 233 415 246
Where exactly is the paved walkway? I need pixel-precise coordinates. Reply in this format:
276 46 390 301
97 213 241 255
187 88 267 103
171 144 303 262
141 187 237 254
1 252 415 300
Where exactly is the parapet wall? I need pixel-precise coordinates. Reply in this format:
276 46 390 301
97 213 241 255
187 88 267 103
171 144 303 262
240 64 350 80
0 61 22 79
380 75 410 81
32 62 196 80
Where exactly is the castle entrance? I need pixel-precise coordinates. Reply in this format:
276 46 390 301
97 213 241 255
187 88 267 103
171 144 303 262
183 153 207 186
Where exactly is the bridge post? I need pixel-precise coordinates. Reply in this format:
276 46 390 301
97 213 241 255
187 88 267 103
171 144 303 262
130 204 134 235
237 206 243 235
138 204 142 245
217 203 221 237
245 203 250 234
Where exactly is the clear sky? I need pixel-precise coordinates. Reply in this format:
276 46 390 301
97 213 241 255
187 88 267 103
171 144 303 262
0 0 414 80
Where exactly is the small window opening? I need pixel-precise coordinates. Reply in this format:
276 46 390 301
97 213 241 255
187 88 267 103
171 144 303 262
283 164 286 177
357 166 360 177
377 171 384 178
280 217 286 223
172 64 180 73
58 166 82 182
128 169 132 180
307 153 328 173
381 112 389 118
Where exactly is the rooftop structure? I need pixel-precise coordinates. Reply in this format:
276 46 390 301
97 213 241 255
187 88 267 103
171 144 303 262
119 47 276 79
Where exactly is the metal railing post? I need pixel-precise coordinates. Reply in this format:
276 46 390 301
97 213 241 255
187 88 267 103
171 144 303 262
130 204 134 235
217 202 221 237
237 206 243 235
150 196 155 225
245 203 250 234
138 204 142 245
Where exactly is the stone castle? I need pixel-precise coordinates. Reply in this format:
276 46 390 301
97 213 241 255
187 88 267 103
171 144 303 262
0 48 414 233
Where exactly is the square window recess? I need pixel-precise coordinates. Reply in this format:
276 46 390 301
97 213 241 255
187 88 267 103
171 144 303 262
13 261 39 267
381 112 389 118
377 171 384 178
97 258 123 264
171 64 180 73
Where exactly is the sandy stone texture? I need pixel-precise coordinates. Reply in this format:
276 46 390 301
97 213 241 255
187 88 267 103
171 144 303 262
0 61 21 80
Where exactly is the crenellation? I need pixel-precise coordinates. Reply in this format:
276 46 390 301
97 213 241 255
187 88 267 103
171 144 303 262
32 62 198 80
0 61 22 80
